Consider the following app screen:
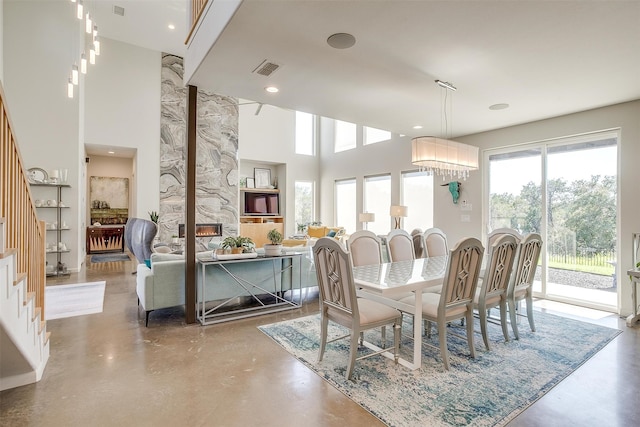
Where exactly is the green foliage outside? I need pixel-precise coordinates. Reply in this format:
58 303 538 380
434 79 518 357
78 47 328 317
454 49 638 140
490 174 616 277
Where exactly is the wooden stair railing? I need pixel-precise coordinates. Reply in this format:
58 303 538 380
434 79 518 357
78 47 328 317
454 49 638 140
185 0 209 45
0 82 47 319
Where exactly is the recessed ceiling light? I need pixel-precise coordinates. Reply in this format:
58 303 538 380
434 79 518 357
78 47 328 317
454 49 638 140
413 125 423 130
489 103 509 110
168 24 175 30
108 150 115 154
265 86 279 93
327 33 356 49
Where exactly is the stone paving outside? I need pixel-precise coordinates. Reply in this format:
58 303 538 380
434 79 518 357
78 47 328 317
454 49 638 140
539 267 616 292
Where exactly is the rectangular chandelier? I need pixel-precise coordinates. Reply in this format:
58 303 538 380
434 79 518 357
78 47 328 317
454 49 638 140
411 136 479 180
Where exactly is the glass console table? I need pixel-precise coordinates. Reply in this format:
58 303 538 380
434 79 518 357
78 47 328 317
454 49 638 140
196 252 303 325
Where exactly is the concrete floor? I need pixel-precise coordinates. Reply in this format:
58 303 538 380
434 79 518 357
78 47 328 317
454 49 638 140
1 256 639 426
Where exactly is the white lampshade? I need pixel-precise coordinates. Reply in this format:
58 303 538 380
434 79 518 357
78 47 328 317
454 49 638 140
390 205 408 218
359 212 375 223
411 136 479 179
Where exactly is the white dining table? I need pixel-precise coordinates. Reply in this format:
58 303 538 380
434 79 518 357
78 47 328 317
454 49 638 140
352 256 448 370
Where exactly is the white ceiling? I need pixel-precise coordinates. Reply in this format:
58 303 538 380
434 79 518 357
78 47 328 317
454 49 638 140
89 0 640 139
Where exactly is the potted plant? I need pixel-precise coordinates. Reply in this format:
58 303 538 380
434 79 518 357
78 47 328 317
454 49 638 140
171 235 179 244
148 211 159 223
264 228 283 256
221 236 255 254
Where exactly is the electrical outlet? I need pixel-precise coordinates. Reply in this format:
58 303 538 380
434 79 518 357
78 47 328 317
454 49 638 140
461 215 471 222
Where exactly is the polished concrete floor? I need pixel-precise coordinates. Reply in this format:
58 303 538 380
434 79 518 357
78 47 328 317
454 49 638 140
1 256 639 426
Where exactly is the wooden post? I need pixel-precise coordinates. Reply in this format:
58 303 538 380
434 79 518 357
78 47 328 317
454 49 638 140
185 85 197 324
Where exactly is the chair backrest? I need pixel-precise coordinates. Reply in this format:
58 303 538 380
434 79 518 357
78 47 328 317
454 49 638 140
124 217 158 263
346 230 384 267
439 237 484 314
480 234 518 299
386 229 415 262
313 237 358 320
510 233 543 290
410 228 425 258
423 227 448 257
487 227 523 247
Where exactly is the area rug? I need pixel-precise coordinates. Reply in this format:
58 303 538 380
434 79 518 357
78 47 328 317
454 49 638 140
45 281 106 320
90 253 130 263
258 311 621 427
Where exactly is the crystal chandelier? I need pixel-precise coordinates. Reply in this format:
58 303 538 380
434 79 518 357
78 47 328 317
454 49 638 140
411 80 479 180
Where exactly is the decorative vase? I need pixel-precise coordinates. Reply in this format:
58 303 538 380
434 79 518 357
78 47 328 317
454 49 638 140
231 247 243 255
264 244 282 257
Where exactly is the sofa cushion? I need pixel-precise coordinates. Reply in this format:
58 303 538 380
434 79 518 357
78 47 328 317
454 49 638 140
307 226 327 238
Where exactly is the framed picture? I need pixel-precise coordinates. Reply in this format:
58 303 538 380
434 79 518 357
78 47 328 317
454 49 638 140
254 168 271 189
246 177 255 189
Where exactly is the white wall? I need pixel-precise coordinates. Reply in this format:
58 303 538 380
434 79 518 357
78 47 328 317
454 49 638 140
84 38 161 220
238 103 320 235
4 1 82 271
0 0 4 83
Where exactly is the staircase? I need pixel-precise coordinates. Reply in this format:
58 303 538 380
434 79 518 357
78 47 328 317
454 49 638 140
0 82 50 391
0 227 50 391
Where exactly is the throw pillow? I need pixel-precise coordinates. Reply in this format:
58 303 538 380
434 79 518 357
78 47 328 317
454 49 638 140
327 230 337 238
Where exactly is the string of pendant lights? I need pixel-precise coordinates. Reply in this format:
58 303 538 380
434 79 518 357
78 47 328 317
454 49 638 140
67 0 101 98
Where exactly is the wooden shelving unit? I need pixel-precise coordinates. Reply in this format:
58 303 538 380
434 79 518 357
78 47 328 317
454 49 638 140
240 216 284 248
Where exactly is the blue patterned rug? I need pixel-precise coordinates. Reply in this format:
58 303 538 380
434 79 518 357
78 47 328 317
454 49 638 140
90 253 130 263
258 311 621 427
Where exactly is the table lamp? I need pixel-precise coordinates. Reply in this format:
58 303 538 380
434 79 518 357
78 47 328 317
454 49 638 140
358 212 375 230
390 205 408 229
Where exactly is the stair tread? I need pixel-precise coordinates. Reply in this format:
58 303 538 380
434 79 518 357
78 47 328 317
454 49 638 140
24 291 36 305
32 307 42 321
0 247 18 259
14 272 27 286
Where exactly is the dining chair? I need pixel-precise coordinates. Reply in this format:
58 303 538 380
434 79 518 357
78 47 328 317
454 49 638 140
507 233 543 339
313 237 401 380
386 229 415 262
487 227 523 248
399 237 484 370
474 234 518 350
410 228 425 258
346 230 384 267
423 227 448 258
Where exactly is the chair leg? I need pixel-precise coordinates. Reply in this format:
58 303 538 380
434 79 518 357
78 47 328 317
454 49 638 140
438 321 450 370
393 322 401 364
508 297 520 340
526 291 536 332
346 331 360 380
479 306 491 351
499 301 510 342
318 315 329 362
425 319 432 338
466 311 476 359
381 325 387 349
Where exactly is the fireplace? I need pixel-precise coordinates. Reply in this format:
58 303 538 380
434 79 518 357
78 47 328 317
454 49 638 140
178 223 222 238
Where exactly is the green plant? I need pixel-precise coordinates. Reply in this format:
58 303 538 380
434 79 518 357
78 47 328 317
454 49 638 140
148 211 159 223
267 229 283 245
221 236 255 252
296 223 307 233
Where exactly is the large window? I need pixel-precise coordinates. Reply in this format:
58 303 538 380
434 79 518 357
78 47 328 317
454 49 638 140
364 126 391 145
401 171 433 232
295 111 314 155
334 120 357 153
364 174 391 235
335 179 356 233
294 181 314 229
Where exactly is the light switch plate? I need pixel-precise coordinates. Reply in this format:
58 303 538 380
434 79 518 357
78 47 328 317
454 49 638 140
461 215 471 222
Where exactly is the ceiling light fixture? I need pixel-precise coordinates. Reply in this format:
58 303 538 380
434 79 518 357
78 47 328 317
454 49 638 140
413 125 423 130
265 86 279 93
168 24 175 30
80 52 87 73
67 77 74 98
489 103 509 110
71 64 79 85
85 13 92 33
108 150 115 154
77 0 83 19
411 80 479 180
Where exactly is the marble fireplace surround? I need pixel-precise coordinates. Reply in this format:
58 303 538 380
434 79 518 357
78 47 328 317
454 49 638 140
159 54 239 244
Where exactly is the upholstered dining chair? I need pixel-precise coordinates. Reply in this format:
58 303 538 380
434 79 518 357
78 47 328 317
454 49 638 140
346 230 384 267
399 237 484 370
507 233 543 339
386 229 415 262
422 227 448 258
313 237 401 380
124 218 158 264
474 234 518 350
410 228 425 258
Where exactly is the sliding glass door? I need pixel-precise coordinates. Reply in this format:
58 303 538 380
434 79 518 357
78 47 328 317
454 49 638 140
486 132 618 310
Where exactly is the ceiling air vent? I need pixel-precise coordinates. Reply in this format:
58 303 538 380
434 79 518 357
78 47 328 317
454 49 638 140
252 60 281 77
113 5 125 16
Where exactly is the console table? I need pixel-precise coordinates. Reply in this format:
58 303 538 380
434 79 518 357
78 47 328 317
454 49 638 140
196 252 303 325
86 225 125 254
627 268 640 327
